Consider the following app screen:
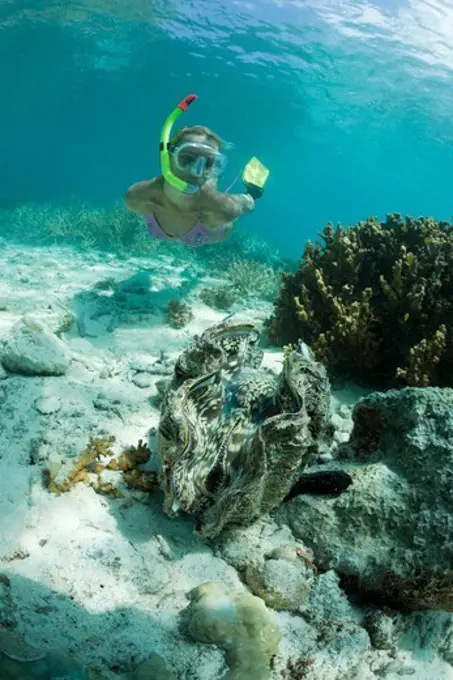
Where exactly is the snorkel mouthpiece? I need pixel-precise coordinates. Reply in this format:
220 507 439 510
160 94 198 193
193 156 206 177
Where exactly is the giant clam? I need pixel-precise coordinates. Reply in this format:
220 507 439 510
157 322 331 538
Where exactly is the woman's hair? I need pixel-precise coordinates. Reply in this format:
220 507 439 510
170 125 223 150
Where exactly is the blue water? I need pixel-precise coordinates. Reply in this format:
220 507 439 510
2 0 453 256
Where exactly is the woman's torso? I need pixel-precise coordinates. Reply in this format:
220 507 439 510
149 178 229 238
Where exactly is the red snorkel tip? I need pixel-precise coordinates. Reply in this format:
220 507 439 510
177 94 198 111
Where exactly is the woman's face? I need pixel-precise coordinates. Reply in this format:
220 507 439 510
170 133 223 185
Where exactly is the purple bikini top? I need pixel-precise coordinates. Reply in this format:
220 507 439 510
145 213 226 248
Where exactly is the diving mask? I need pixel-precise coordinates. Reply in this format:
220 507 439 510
172 141 227 180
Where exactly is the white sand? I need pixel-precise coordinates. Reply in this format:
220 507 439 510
0 241 451 679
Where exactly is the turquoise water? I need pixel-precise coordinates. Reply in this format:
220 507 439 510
2 0 453 255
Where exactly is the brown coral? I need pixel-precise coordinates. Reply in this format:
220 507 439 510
283 658 316 679
46 436 155 497
199 285 238 311
396 325 447 386
374 568 453 612
267 214 453 388
46 435 116 495
166 299 194 329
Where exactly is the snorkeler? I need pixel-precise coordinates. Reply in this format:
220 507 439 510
125 94 269 247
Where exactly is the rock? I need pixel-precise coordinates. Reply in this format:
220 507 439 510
0 630 90 679
152 378 170 407
302 570 361 625
45 650 90 679
280 387 453 612
217 520 315 612
0 576 14 629
34 396 61 415
0 296 8 311
125 653 177 680
150 364 173 376
129 356 157 373
0 629 45 663
131 372 153 388
78 314 115 338
362 611 396 651
93 393 123 419
299 570 370 658
1 315 70 376
244 550 313 612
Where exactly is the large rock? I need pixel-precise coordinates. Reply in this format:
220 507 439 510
280 387 453 611
1 315 71 376
217 519 316 612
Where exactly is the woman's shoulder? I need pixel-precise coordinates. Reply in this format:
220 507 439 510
130 176 165 203
125 176 165 214
145 175 165 195
131 175 164 195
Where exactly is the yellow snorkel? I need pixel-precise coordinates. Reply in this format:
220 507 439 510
160 94 198 192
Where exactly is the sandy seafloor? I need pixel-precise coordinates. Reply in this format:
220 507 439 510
0 239 452 680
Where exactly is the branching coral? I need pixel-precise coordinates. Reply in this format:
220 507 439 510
396 325 447 387
267 214 453 388
46 436 155 497
224 257 282 301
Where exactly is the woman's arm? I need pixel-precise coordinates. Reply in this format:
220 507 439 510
200 181 255 222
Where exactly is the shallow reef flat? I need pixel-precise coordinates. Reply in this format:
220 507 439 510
0 237 451 680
